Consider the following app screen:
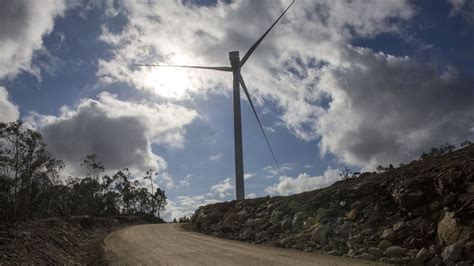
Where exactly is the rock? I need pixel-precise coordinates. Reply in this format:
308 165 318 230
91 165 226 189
236 209 249 221
415 247 432 263
441 242 464 262
383 246 407 257
339 221 353 236
221 212 238 229
327 250 344 256
316 208 331 220
359 253 376 261
310 224 331 245
393 189 424 211
245 218 266 228
345 209 358 221
368 247 383 257
426 256 443 265
269 210 285 225
429 245 441 255
378 239 392 250
381 229 396 241
292 232 310 242
291 212 308 231
280 216 293 231
239 228 255 240
437 212 471 245
360 228 373 235
393 221 406 231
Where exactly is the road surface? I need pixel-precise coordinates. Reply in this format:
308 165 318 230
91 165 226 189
103 224 382 265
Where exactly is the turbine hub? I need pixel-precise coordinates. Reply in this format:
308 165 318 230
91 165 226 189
229 51 240 68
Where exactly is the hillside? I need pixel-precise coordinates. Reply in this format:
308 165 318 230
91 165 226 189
0 216 163 264
191 144 474 265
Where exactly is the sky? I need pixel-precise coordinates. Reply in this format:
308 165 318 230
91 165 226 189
1 0 473 220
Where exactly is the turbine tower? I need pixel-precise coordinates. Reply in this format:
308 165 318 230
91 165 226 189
137 0 295 200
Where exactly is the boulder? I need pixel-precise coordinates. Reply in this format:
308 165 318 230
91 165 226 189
292 212 308 231
269 210 285 225
359 252 376 261
280 216 293 231
244 218 266 228
239 228 255 240
368 247 383 257
327 250 344 256
345 209 358 221
437 212 471 245
221 212 238 230
381 229 396 241
383 246 407 257
378 239 392 250
415 247 432 264
441 242 464 263
310 224 331 245
316 208 331 220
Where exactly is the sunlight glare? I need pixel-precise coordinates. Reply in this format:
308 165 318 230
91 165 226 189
142 67 193 98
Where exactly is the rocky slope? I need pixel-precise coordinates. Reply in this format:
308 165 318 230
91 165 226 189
191 144 474 265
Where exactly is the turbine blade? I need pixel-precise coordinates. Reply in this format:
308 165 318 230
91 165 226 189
240 0 295 67
134 64 232 72
239 74 279 168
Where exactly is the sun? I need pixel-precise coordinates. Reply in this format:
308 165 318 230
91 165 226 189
142 67 193 98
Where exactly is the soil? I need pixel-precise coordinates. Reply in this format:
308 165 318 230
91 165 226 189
0 216 161 264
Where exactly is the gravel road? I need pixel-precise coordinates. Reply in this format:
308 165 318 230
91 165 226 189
103 224 382 265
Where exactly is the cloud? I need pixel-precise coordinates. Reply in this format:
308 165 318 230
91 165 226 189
246 193 257 199
209 153 223 161
316 46 474 169
262 163 293 176
161 176 235 220
26 92 197 175
0 0 65 79
265 167 341 196
178 174 192 188
448 0 474 24
210 177 234 199
97 0 414 101
0 87 20 123
95 0 439 169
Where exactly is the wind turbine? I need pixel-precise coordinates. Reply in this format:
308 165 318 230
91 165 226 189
137 0 295 200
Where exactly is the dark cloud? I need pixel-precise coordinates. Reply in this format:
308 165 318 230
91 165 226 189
318 47 474 168
27 92 197 175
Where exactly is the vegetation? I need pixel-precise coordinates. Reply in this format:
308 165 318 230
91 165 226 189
0 121 167 223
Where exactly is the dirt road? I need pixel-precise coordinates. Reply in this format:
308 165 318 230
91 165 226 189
103 224 382 265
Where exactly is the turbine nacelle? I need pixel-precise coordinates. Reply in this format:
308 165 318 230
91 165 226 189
229 51 240 68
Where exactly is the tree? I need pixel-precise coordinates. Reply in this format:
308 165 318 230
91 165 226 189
0 121 63 221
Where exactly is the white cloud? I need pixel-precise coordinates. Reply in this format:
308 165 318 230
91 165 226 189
161 176 236 220
244 173 254 180
262 163 293 176
96 0 474 169
210 177 234 199
26 92 197 175
178 174 192 188
246 192 257 199
265 167 341 196
0 0 66 79
0 87 20 123
209 153 223 161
